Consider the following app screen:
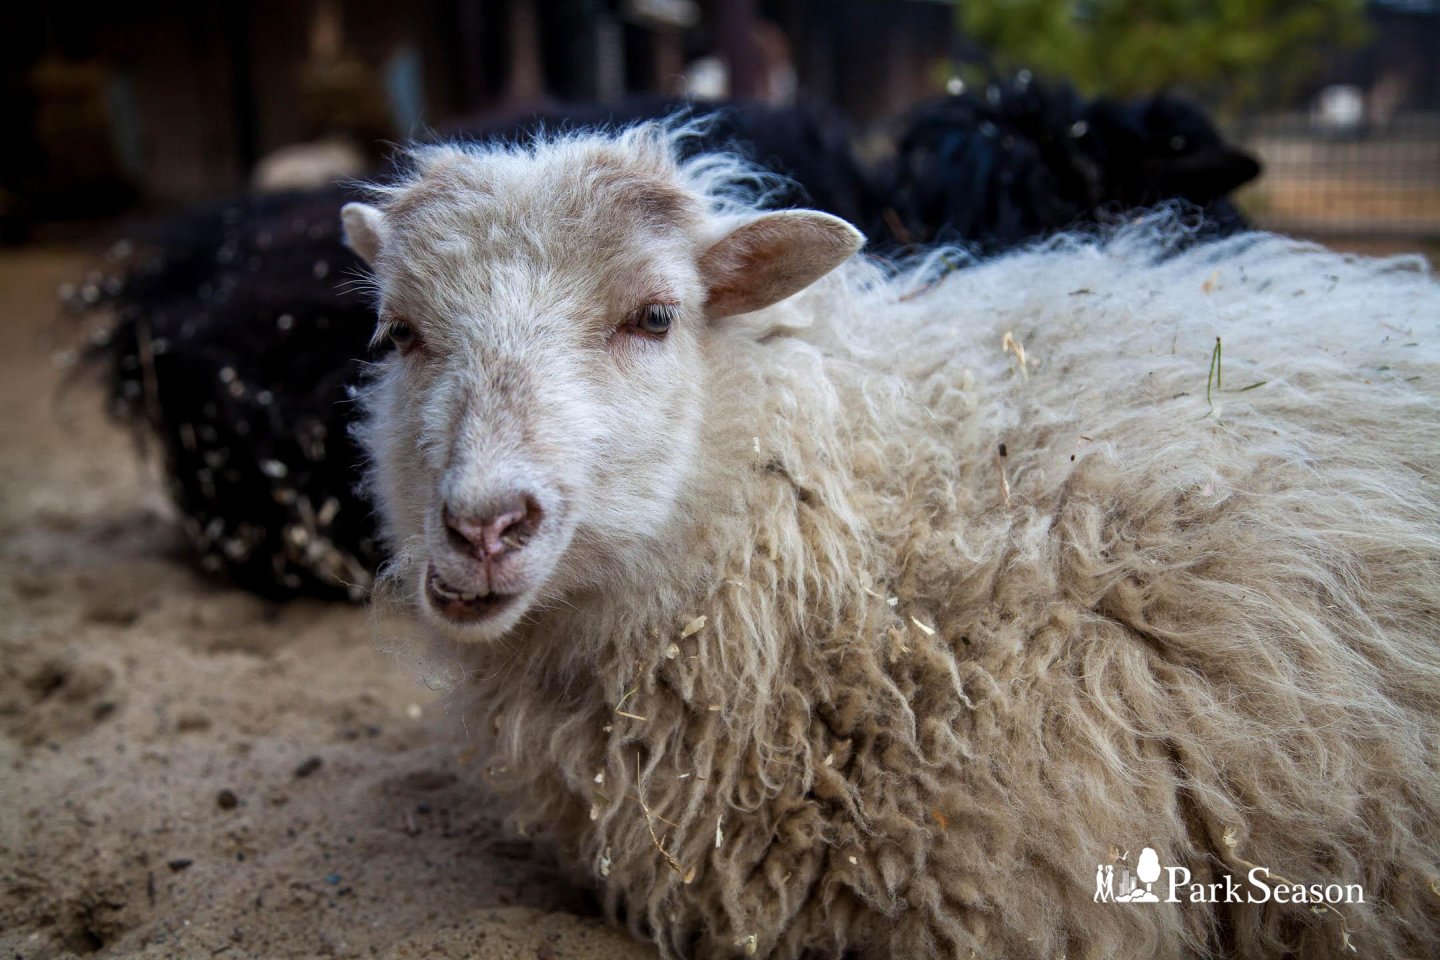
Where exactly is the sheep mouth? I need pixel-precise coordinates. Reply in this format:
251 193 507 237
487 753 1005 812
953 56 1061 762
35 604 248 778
424 568 517 623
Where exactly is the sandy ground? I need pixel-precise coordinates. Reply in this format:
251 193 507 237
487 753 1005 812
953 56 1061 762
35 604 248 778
0 248 655 959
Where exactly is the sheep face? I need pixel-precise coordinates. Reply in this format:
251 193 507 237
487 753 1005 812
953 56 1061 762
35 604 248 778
343 137 862 642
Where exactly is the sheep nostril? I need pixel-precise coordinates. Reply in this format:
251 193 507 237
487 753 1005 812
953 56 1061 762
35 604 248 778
443 495 542 560
443 510 475 555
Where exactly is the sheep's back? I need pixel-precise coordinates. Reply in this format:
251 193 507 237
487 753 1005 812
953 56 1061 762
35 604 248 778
810 227 1440 958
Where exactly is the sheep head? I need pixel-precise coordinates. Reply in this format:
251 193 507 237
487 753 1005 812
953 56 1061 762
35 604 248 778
343 130 863 642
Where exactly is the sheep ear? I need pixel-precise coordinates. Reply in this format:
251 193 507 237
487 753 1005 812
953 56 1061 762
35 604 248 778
699 211 864 319
341 202 386 266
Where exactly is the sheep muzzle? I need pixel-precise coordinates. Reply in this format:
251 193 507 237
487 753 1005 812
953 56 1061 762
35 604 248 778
417 482 566 639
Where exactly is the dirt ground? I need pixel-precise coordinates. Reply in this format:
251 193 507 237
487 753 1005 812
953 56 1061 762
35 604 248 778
0 248 654 959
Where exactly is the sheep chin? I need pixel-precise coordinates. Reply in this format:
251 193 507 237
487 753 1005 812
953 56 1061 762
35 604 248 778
417 574 536 643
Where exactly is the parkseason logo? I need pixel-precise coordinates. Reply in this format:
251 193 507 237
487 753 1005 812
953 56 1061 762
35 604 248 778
1094 847 1365 906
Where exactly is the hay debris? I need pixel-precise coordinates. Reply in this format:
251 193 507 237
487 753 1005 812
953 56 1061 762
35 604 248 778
635 752 686 877
1002 331 1029 379
1222 825 1357 954
994 444 1012 506
1206 336 1223 411
614 685 649 722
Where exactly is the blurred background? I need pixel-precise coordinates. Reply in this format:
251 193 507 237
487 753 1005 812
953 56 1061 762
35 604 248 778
2 0 1438 256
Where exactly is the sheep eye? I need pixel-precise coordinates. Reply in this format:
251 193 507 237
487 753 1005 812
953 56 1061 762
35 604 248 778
388 319 418 353
636 304 675 337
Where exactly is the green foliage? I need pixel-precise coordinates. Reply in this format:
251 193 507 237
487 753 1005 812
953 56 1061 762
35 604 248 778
955 0 1370 110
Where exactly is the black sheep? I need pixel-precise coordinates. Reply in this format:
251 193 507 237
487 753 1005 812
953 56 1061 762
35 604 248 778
87 185 380 598
79 86 1259 599
883 76 1260 249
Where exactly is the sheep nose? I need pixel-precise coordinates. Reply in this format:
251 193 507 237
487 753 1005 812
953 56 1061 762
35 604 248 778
444 495 542 559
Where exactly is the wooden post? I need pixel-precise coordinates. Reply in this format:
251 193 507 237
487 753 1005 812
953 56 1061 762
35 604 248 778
713 0 761 100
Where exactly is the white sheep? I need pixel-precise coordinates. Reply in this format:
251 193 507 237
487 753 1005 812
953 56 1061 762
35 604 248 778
341 124 1440 959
